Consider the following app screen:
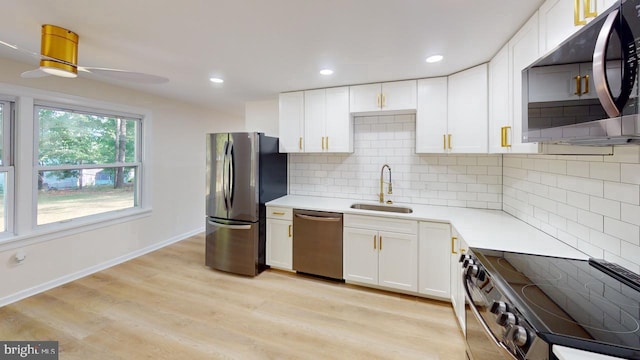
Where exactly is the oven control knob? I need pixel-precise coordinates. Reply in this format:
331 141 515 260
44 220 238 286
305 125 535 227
497 312 516 327
490 301 507 314
477 269 486 282
509 325 529 347
465 265 479 277
459 254 471 263
463 258 475 268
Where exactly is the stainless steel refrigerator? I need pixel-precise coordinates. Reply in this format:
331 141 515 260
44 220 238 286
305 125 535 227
205 132 287 276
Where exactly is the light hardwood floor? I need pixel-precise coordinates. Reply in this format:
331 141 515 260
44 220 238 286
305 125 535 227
0 234 466 359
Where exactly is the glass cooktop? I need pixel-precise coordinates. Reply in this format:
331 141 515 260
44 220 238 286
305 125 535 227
472 248 640 359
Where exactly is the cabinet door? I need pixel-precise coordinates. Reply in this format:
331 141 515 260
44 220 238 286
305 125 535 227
266 218 293 270
343 227 379 286
450 229 466 333
416 77 448 153
304 89 326 152
447 64 488 153
509 12 541 153
278 92 304 152
489 44 511 153
381 80 417 111
418 222 451 299
378 231 418 292
539 0 580 55
597 0 617 13
349 83 382 113
324 87 353 152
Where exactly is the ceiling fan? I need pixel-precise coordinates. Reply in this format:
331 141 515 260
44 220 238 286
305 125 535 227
0 24 169 84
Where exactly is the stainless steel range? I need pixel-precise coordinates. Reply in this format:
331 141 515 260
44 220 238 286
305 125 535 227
461 248 640 360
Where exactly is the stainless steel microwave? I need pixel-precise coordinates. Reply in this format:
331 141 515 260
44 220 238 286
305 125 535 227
522 0 640 145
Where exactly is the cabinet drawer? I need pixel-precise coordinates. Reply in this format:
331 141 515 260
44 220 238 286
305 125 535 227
344 214 417 235
267 206 292 220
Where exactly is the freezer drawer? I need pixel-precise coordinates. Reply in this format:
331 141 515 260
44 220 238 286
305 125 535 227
205 218 260 276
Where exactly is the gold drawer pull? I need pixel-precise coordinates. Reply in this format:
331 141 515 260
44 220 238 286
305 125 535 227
374 235 377 249
288 225 292 237
379 235 382 251
272 211 285 216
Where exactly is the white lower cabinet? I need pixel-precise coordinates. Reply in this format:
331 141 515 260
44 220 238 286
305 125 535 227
266 207 293 270
343 214 418 292
418 222 451 300
450 228 467 333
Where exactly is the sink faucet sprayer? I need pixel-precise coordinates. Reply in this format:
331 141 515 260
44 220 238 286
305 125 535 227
379 164 392 204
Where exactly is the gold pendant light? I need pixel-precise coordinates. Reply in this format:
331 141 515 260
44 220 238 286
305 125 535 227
39 24 79 78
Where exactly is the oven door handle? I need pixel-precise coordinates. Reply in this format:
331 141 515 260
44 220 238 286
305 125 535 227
462 273 518 360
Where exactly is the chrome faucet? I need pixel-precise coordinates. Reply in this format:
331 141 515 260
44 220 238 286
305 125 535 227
379 164 392 204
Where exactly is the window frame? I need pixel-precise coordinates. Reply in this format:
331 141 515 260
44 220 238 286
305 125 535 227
33 102 144 227
0 83 152 248
0 98 15 237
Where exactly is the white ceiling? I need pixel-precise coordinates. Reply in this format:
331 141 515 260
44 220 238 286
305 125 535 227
0 0 544 118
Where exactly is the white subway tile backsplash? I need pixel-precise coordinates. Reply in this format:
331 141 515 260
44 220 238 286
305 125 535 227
504 146 640 273
590 196 621 219
289 115 502 209
622 203 640 226
589 162 621 182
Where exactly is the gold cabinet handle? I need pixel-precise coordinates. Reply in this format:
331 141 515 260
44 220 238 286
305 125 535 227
584 0 597 18
288 224 292 237
377 94 381 108
451 236 458 254
501 126 512 148
574 75 582 95
374 235 377 249
326 136 329 150
379 235 382 251
321 137 325 150
574 0 586 25
272 211 285 216
500 127 505 147
381 93 386 108
448 134 452 150
299 137 303 150
461 248 466 254
443 134 447 150
583 74 589 94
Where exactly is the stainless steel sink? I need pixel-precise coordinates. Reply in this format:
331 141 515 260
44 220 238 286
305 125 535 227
350 203 413 214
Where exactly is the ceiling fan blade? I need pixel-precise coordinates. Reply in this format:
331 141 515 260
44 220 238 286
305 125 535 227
21 68 51 78
79 66 169 84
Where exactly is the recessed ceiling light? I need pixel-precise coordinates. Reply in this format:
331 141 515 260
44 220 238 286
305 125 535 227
425 55 444 63
209 77 224 83
319 69 334 75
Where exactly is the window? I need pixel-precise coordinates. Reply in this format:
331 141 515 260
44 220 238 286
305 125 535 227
35 104 142 225
0 100 13 233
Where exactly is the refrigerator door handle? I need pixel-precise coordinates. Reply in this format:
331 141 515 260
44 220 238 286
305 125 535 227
207 219 252 230
229 141 235 208
222 140 229 210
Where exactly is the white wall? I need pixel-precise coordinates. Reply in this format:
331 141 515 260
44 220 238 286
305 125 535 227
289 115 503 209
245 99 278 136
503 147 640 273
0 57 243 304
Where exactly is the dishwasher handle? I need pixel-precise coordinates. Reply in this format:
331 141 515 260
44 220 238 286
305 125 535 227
295 213 342 222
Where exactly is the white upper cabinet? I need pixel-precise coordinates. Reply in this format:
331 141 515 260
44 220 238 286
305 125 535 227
279 87 351 153
416 77 448 153
304 87 352 153
539 0 618 55
489 44 511 154
349 80 417 113
507 12 540 153
278 92 304 153
447 64 489 153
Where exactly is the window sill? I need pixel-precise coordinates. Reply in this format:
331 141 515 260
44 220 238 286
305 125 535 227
0 207 152 252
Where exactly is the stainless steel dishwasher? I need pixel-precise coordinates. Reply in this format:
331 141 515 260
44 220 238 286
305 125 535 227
292 209 343 280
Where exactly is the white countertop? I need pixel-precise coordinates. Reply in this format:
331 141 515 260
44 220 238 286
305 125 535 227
267 195 588 260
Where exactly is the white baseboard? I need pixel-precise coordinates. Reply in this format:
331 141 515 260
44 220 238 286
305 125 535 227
0 226 204 307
